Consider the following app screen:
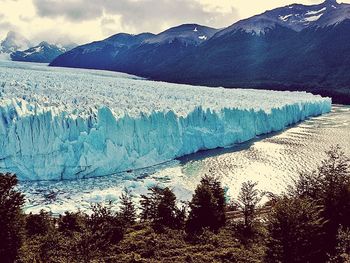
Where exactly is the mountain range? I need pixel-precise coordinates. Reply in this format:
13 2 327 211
0 31 76 63
0 31 32 54
43 0 350 103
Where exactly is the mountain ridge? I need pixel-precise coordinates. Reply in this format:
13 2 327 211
50 0 350 104
10 41 72 63
0 32 77 63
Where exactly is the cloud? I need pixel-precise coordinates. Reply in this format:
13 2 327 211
33 0 103 21
0 21 16 32
8 0 350 45
101 17 115 26
31 29 79 46
19 15 34 22
100 17 120 36
32 0 237 32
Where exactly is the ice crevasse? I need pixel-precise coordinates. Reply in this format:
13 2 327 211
0 62 332 180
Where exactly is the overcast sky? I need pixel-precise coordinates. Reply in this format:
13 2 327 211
0 0 349 45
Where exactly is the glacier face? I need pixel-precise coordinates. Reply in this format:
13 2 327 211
0 61 332 181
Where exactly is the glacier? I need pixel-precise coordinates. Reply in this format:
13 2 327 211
0 61 332 181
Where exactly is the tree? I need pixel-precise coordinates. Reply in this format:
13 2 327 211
58 211 84 234
289 170 321 200
88 202 124 246
235 181 262 231
0 173 25 263
292 146 350 199
140 186 181 230
71 202 125 261
266 197 325 263
186 175 226 233
119 188 137 226
26 210 53 237
291 145 350 255
328 226 350 262
318 146 350 251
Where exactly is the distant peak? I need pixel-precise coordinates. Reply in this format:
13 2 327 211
325 0 338 5
6 31 16 37
39 41 50 46
5 31 23 39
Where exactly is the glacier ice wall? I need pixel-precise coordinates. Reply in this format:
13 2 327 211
0 98 331 180
0 61 332 180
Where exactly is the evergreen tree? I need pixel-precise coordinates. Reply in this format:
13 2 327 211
156 187 177 227
266 197 325 263
328 226 350 262
25 210 53 237
292 145 350 255
58 211 84 234
140 193 152 222
0 173 25 263
186 175 226 233
139 186 181 229
318 146 350 252
235 181 262 231
119 188 137 226
88 203 124 251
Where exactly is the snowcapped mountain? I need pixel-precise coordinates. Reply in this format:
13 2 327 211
214 0 349 37
50 24 218 73
51 32 155 69
10 41 68 63
0 31 32 54
50 0 350 104
144 24 218 45
0 31 76 62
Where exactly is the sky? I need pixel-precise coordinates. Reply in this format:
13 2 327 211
0 0 349 45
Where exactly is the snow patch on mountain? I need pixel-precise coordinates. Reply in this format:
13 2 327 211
23 46 44 57
279 14 294 21
306 7 327 16
303 13 324 22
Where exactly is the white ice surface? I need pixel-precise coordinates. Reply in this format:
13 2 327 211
0 61 331 181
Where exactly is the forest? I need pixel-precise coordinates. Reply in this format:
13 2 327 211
0 145 349 263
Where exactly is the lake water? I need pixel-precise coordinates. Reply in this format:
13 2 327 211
19 105 350 214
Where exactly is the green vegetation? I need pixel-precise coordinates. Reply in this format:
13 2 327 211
0 174 25 263
186 175 226 234
0 146 349 262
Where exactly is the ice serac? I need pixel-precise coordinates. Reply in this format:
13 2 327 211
0 62 332 181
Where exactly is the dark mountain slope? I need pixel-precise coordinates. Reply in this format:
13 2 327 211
50 0 350 103
50 24 218 74
50 33 155 69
